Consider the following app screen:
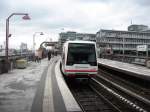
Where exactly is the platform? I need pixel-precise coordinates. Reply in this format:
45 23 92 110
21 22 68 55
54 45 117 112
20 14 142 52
42 57 82 112
98 58 150 81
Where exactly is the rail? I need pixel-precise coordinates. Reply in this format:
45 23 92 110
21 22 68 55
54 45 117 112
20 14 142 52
91 78 147 112
94 65 150 111
66 79 120 112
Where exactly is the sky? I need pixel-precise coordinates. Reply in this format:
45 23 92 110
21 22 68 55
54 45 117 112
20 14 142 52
0 0 150 49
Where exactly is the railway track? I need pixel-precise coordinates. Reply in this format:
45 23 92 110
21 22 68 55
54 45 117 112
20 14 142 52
66 79 119 112
98 66 150 100
63 66 150 112
66 77 145 112
65 75 149 112
91 78 148 112
95 66 150 112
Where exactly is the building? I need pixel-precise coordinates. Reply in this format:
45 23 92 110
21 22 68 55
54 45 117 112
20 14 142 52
20 43 28 52
0 45 3 52
58 31 96 50
59 31 76 46
96 29 150 57
128 24 149 31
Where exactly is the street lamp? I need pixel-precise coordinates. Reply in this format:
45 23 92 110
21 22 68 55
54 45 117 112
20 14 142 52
33 32 44 52
5 13 30 61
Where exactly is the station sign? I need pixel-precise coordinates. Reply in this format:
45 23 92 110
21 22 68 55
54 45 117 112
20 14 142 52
137 45 147 51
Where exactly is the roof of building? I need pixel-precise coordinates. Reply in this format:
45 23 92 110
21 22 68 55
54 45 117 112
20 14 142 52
97 29 150 34
65 40 96 44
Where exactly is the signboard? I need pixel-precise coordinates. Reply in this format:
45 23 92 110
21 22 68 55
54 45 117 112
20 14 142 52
137 45 147 51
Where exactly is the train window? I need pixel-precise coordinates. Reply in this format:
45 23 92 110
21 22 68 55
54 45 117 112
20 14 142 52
67 43 97 66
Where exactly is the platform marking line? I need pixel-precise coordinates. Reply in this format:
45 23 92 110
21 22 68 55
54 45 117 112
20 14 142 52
55 61 82 112
43 62 54 112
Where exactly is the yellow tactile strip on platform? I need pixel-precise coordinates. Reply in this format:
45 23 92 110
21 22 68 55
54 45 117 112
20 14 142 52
43 62 54 112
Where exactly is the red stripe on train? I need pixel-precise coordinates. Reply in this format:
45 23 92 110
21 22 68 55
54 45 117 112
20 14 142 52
64 69 97 72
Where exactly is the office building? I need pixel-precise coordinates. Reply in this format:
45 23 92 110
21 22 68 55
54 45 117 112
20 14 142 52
128 24 149 31
59 31 96 49
96 29 150 56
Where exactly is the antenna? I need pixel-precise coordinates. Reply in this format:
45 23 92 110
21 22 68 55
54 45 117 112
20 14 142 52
131 19 133 25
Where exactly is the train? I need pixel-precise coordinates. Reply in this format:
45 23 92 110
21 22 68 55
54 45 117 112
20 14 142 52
60 40 98 78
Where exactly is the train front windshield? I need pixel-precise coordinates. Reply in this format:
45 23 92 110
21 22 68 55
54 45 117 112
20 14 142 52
67 43 97 66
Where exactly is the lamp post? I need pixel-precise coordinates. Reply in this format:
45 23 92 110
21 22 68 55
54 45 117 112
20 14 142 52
5 13 30 61
33 32 44 52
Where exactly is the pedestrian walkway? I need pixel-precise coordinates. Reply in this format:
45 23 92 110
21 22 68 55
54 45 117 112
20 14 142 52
0 59 48 112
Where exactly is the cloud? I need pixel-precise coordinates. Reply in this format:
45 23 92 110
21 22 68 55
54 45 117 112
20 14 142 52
0 1 11 19
135 0 150 6
0 0 150 49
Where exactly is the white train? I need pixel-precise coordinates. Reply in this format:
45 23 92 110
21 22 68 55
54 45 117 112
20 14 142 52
61 41 98 78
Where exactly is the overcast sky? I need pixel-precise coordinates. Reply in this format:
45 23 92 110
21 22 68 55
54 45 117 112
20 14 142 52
0 0 150 49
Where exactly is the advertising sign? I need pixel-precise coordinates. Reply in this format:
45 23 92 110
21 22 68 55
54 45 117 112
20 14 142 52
137 45 147 51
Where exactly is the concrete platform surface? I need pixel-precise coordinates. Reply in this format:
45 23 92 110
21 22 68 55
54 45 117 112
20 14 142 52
98 58 150 81
43 57 82 112
0 59 49 112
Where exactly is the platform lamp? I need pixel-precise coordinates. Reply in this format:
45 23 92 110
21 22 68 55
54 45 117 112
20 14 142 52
5 13 30 71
